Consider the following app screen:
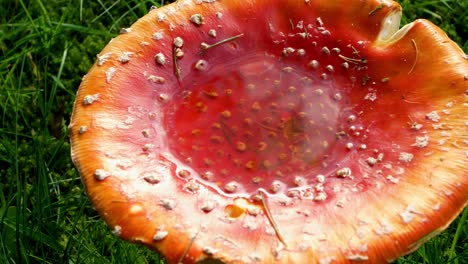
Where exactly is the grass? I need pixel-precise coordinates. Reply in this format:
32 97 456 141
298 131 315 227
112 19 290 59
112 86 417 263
0 0 466 263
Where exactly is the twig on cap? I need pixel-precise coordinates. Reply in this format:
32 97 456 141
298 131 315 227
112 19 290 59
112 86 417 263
199 33 244 54
259 191 287 248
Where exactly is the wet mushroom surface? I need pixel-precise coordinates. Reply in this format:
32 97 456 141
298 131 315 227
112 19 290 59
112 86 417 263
69 0 468 263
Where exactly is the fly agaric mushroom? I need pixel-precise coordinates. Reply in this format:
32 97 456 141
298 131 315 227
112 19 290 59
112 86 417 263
70 0 468 263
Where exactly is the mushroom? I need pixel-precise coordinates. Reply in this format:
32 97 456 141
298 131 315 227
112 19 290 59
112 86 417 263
69 0 468 263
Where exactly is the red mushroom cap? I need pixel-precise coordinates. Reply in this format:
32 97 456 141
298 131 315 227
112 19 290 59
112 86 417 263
70 0 468 263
